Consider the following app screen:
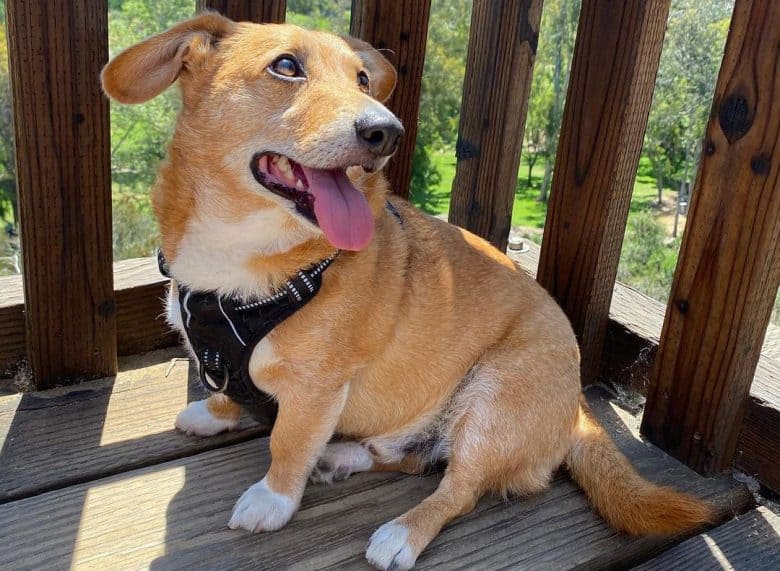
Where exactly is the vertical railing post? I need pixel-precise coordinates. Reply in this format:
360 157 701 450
536 0 670 384
196 0 286 23
641 0 780 475
350 0 431 200
6 0 117 388
448 0 543 252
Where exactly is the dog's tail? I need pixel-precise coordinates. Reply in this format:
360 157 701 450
565 402 713 535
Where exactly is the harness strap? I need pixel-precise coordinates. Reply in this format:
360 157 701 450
156 200 401 423
158 251 336 424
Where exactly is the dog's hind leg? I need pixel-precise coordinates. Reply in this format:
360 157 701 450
364 369 496 570
175 394 241 436
310 442 375 483
365 350 580 570
365 461 481 571
310 441 429 484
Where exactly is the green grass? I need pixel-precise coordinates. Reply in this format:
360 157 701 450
425 150 676 230
428 150 548 226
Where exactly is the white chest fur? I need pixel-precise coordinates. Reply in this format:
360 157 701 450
169 207 317 298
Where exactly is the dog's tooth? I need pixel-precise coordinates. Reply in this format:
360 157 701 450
295 179 304 191
277 156 290 172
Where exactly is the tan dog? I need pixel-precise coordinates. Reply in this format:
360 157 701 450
102 13 711 570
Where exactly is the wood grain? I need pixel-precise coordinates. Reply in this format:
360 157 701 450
0 387 750 570
6 0 117 389
448 0 542 252
640 0 780 475
0 274 25 376
0 348 265 503
536 0 670 385
112 258 179 356
350 0 432 199
635 507 780 570
196 0 287 23
0 258 178 377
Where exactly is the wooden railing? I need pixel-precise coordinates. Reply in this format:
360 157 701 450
1 0 778 492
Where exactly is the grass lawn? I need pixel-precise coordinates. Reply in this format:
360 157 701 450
424 150 677 232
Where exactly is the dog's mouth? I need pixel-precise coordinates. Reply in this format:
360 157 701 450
251 152 375 251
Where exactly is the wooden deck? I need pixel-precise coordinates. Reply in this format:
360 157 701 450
1 347 776 570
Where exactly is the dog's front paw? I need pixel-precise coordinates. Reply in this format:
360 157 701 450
366 521 417 571
175 400 238 436
228 478 296 532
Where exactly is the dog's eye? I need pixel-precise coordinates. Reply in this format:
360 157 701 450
357 71 370 92
270 56 304 79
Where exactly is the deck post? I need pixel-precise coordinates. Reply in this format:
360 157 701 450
641 0 780 475
448 0 543 252
536 0 670 385
196 0 287 23
6 0 117 388
350 0 431 200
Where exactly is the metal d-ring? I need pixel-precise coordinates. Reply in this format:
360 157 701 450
199 358 231 394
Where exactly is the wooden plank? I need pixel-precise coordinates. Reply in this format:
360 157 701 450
113 258 179 356
0 258 178 377
0 273 25 376
535 0 670 385
510 241 780 494
196 0 286 23
350 0 431 199
6 0 117 389
448 0 542 251
0 387 751 570
635 507 780 570
736 385 780 493
640 0 780 475
0 347 265 503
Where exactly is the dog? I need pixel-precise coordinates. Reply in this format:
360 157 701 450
102 13 712 570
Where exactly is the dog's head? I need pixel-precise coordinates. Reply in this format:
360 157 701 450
102 13 402 252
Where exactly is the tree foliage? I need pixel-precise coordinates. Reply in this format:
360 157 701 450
287 0 350 31
643 0 733 202
523 0 580 202
409 0 471 211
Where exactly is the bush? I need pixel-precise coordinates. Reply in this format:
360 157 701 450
618 211 680 302
0 225 19 276
112 192 159 260
409 144 442 214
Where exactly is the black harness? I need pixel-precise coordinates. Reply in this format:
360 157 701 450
158 200 402 424
158 250 336 424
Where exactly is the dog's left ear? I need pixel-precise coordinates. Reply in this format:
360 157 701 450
102 12 235 104
343 37 397 103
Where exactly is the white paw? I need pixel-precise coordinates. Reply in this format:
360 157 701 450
310 442 374 484
175 400 238 436
366 521 417 571
228 478 297 532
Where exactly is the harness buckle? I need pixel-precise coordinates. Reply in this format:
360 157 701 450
199 358 231 394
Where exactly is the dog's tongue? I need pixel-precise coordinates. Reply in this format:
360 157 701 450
301 167 374 251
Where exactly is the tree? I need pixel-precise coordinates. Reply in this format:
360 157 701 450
107 0 195 259
408 0 473 210
287 0 350 31
643 0 732 204
0 15 17 228
520 0 580 202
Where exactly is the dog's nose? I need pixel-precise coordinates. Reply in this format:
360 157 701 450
355 113 404 157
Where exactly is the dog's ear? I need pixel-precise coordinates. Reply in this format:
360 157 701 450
102 12 236 104
343 37 397 103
